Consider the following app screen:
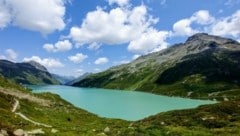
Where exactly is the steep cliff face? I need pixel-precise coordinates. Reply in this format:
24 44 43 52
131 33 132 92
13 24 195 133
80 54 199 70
73 33 240 99
0 60 60 85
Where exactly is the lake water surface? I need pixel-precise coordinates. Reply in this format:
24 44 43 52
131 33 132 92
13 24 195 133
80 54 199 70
28 85 216 121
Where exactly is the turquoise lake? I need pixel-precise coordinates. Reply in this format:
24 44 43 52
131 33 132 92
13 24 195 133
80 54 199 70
28 85 216 121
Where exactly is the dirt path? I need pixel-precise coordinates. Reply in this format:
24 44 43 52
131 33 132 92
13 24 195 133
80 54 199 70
0 87 51 106
3 89 53 128
15 112 52 128
10 99 52 128
12 99 19 112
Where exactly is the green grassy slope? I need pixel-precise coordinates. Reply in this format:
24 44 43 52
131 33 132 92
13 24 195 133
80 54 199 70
1 76 240 135
0 76 129 135
73 34 240 100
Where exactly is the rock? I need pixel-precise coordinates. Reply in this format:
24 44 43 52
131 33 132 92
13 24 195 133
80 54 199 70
0 129 8 136
187 92 193 97
51 129 58 133
13 129 24 136
97 132 107 136
224 97 229 101
209 116 216 120
27 129 44 135
128 123 133 127
104 127 110 133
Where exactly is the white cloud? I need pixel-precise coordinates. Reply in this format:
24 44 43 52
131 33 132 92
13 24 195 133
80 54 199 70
173 10 214 36
128 29 169 54
114 60 130 65
87 42 101 50
108 0 130 6
94 57 109 65
5 49 18 60
94 68 101 72
23 56 64 68
68 53 88 63
210 10 240 37
0 0 67 34
173 19 197 36
69 5 157 46
0 55 6 60
43 40 72 52
237 39 240 43
192 10 215 25
75 69 84 76
69 5 169 54
0 1 11 29
132 54 140 60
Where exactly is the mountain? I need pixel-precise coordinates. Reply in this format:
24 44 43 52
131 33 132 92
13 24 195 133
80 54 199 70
73 33 240 100
66 72 91 86
51 73 75 84
0 60 60 85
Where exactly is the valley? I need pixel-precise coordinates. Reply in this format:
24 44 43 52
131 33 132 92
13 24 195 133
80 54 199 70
1 33 240 135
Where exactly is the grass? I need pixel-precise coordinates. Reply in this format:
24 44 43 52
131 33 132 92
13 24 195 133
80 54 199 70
1 75 240 135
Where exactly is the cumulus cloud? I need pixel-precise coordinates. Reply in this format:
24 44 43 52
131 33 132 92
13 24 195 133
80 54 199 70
128 29 169 54
94 57 109 65
0 55 6 59
192 10 215 25
43 40 72 52
69 4 169 54
210 10 240 37
173 10 214 36
113 60 130 65
0 0 67 34
108 0 130 6
173 19 197 36
132 54 140 60
75 69 84 76
237 38 240 43
68 53 88 63
87 42 101 50
69 5 156 46
23 56 64 68
5 49 18 60
1 49 18 61
94 68 101 72
0 1 11 28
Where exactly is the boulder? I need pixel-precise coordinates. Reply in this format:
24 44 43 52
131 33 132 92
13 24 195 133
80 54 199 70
13 129 24 136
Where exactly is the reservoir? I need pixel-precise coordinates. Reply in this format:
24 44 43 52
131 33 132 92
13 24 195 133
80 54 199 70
28 85 216 121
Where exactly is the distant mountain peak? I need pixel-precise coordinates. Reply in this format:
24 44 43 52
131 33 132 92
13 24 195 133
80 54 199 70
0 59 59 85
186 33 238 45
24 61 47 72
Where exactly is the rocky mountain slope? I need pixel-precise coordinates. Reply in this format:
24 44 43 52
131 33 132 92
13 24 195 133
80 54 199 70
73 33 240 100
0 60 60 85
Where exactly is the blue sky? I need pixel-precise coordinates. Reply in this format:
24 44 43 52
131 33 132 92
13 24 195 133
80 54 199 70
0 0 240 77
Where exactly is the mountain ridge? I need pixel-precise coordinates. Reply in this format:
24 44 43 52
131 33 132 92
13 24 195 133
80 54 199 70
73 33 240 100
0 60 60 85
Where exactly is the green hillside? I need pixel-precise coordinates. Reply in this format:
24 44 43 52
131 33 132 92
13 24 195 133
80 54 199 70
73 33 240 100
1 75 240 135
